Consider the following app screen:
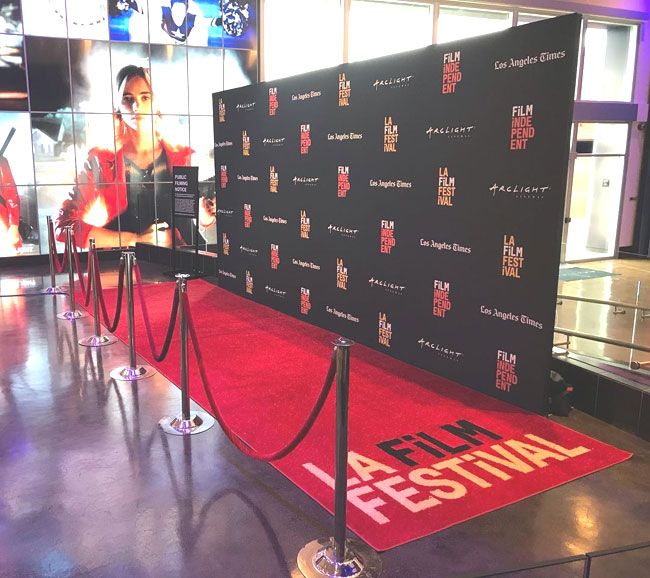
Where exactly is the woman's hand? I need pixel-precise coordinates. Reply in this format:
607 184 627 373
138 221 172 247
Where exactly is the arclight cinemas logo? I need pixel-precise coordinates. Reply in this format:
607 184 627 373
338 73 350 106
426 124 475 140
490 182 550 200
328 224 358 239
300 124 311 155
218 98 225 122
270 166 278 193
442 51 462 94
378 312 392 348
418 338 463 361
373 75 413 91
336 258 348 290
293 176 319 187
368 277 406 296
337 166 350 198
242 130 250 156
236 101 255 111
222 232 229 255
268 87 278 116
502 235 525 278
265 285 286 298
380 220 396 254
243 203 252 228
220 165 228 190
437 167 455 206
433 280 452 318
245 270 253 294
496 350 519 392
510 104 535 150
263 137 285 147
383 116 398 152
270 243 280 269
300 287 311 315
300 210 310 239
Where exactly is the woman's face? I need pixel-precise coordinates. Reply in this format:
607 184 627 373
118 75 153 131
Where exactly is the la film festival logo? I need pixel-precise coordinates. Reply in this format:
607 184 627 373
383 116 398 152
242 130 250 156
300 124 311 155
496 350 519 392
245 270 253 295
510 104 535 150
218 98 225 122
338 73 350 106
222 232 230 256
380 220 396 254
300 210 311 239
268 87 278 116
378 312 392 348
220 165 228 189
336 258 348 290
270 243 280 269
244 203 252 229
442 51 462 93
300 287 311 315
433 280 452 318
337 166 350 198
502 235 525 278
437 167 455 206
269 165 278 193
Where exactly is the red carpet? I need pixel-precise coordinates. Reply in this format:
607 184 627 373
90 279 631 551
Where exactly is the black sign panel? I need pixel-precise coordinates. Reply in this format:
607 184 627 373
173 166 199 219
212 15 581 413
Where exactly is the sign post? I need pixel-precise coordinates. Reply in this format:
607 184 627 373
169 165 201 278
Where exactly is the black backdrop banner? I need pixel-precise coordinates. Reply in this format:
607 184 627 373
212 15 581 413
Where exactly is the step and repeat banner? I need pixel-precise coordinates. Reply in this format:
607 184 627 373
212 14 581 413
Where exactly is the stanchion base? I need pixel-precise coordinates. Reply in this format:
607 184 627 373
110 365 156 381
78 334 118 347
159 411 215 436
43 286 66 295
56 309 86 320
298 538 382 578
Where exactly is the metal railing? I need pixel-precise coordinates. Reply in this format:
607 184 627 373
555 286 650 370
460 540 650 578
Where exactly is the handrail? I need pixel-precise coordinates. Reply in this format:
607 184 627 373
459 540 650 578
554 327 650 354
557 293 649 312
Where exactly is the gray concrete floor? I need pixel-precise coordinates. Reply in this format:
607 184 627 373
1 263 649 578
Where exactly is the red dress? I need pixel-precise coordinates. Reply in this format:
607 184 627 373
56 141 192 247
0 156 21 250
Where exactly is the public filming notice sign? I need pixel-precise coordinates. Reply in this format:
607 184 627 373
171 166 200 274
173 166 199 220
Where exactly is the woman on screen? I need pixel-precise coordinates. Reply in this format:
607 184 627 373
56 65 215 248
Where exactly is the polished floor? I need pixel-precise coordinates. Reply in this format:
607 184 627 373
1 262 649 578
555 259 650 371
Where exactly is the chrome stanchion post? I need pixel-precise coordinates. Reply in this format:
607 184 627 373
56 225 86 320
44 216 65 294
159 273 215 435
79 239 117 347
110 251 156 381
298 337 382 578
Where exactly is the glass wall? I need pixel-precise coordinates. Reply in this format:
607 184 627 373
565 123 629 261
0 0 258 257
